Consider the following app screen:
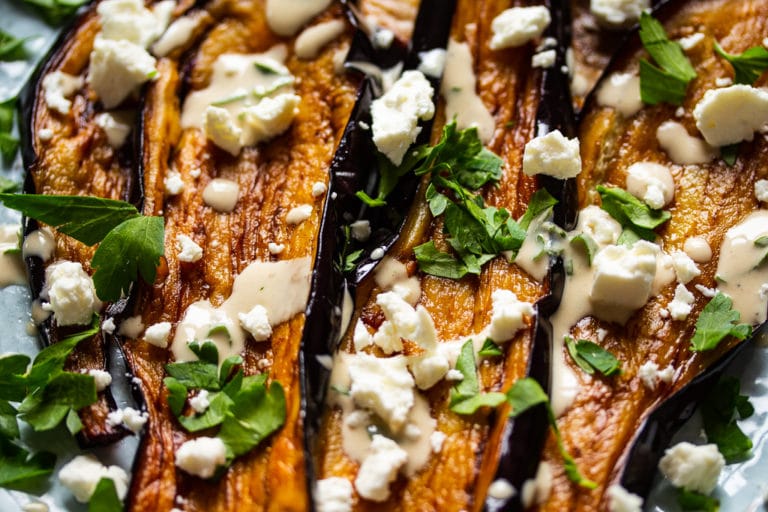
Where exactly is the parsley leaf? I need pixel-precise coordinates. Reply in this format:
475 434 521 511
0 194 141 246
701 376 754 461
19 372 97 433
22 0 88 25
570 233 599 265
0 438 55 490
0 401 19 439
518 189 558 231
0 354 32 402
414 241 470 280
166 360 221 391
91 215 164 301
449 340 507 415
714 42 768 85
0 98 18 164
597 185 670 241
89 477 123 512
677 488 719 511
163 377 187 416
690 293 752 352
720 144 739 166
0 30 27 61
478 338 503 357
0 176 18 193
565 337 621 377
638 12 697 106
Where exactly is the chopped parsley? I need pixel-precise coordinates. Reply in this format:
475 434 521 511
677 488 719 511
597 185 670 242
701 376 754 462
88 477 123 512
0 193 165 301
478 338 503 357
449 340 506 415
569 233 598 265
22 0 88 25
0 98 18 164
720 143 739 166
565 337 621 377
714 42 768 85
689 293 752 352
0 438 55 490
338 224 364 273
638 12 697 106
0 30 27 61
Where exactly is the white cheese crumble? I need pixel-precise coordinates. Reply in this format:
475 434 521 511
590 0 649 28
42 71 83 115
656 120 718 165
189 389 211 413
678 33 705 51
175 436 227 479
347 353 414 433
353 319 373 351
488 479 516 500
164 170 185 196
606 484 643 512
417 48 447 78
118 315 144 338
625 162 675 209
107 406 148 432
376 291 420 340
522 130 582 179
315 477 353 512
144 321 172 348
203 106 243 156
88 369 112 391
103 317 117 335
532 49 556 68
755 179 768 203
693 84 768 147
286 204 313 225
350 220 372 242
37 128 54 141
354 434 408 502
42 261 102 326
371 70 435 165
176 234 203 263
58 455 129 503
576 205 622 246
638 361 675 390
489 6 551 50
238 304 273 341
430 430 446 453
267 242 285 255
489 289 535 342
94 111 132 149
372 28 395 49
669 284 695 321
658 442 725 494
240 93 301 146
670 250 701 284
445 369 464 381
715 77 733 88
89 37 157 109
97 0 169 49
311 181 327 197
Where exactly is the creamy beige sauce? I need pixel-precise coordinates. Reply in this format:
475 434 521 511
715 210 768 325
684 236 712 262
656 121 718 165
0 224 25 288
596 73 642 117
23 228 55 262
373 257 421 306
202 178 240 212
153 13 203 57
31 299 51 324
172 257 312 362
441 39 495 143
181 46 291 130
513 223 550 283
265 0 332 37
338 284 353 342
294 19 346 60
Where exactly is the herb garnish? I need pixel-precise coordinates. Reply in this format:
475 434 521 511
565 337 621 377
0 98 19 164
714 43 768 85
597 185 670 242
478 338 503 357
0 193 164 301
22 0 88 25
701 376 754 462
89 477 123 512
689 293 752 352
569 233 598 265
677 489 719 511
164 341 286 464
449 340 507 415
638 12 697 106
0 30 26 61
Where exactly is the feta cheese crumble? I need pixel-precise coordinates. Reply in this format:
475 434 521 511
669 284 695 321
286 204 313 225
189 389 211 413
371 70 435 165
489 6 551 50
670 250 701 284
238 304 273 341
58 455 129 503
755 179 768 203
175 436 227 479
488 289 535 342
590 0 649 28
354 434 408 502
42 71 83 115
176 234 203 263
522 130 582 179
42 261 102 326
144 321 172 348
625 162 675 209
89 37 157 109
417 48 447 78
94 111 132 149
658 442 725 494
107 406 148 432
606 484 643 512
267 242 285 255
532 49 556 68
693 84 768 147
347 353 414 433
638 361 675 390
88 369 113 391
164 171 185 196
315 477 353 512
350 220 372 242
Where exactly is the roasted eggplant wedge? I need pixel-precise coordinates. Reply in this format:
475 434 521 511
533 0 768 509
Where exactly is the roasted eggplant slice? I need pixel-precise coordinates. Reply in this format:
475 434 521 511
534 0 768 508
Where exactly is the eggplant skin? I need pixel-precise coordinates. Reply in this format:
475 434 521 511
537 1 768 510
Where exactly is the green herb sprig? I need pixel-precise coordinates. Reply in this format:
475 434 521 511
565 337 621 377
714 43 768 85
0 98 19 164
597 185 670 242
689 293 751 352
701 376 754 461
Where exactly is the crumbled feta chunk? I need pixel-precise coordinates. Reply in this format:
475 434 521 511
238 304 272 341
354 434 408 502
89 37 157 109
97 0 167 49
353 319 373 351
37 128 54 141
489 289 535 342
488 478 516 500
350 220 372 242
372 28 395 49
755 179 768 202
240 93 300 146
625 162 675 209
311 181 327 197
107 406 147 432
409 350 450 390
589 241 658 323
522 130 582 179
445 369 464 381
315 477 353 512
371 70 435 165
203 106 243 156
715 77 733 88
489 6 551 50
670 250 701 284
695 284 717 298
286 204 313 225
102 317 116 334
118 315 144 338
347 353 414 432
659 442 724 494
88 369 112 391
58 455 128 503
678 33 705 51
576 205 622 247
693 85 768 147
669 284 695 321
638 361 675 390
430 430 446 453
42 71 83 115
377 291 419 340
42 261 102 326
371 320 402 354
144 321 172 348
176 234 203 263
175 436 227 479
596 72 643 118
190 389 210 413
164 171 185 196
606 484 643 512
267 242 285 255
95 111 132 148
417 48 447 78
532 49 556 68
590 0 649 28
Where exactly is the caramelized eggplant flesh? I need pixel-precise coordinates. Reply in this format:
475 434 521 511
536 1 768 509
